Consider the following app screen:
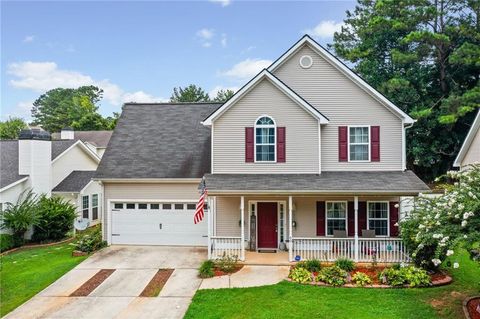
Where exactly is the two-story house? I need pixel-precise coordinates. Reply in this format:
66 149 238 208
95 35 430 263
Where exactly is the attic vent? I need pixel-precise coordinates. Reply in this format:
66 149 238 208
299 55 313 69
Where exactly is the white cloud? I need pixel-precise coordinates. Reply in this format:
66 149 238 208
23 35 34 43
221 58 272 80
7 61 165 106
221 34 227 48
196 28 214 40
209 0 231 7
208 85 238 98
196 28 215 48
304 20 343 39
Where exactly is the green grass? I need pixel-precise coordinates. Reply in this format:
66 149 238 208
185 250 480 319
0 241 88 317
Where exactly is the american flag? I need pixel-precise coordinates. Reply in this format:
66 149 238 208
194 178 207 224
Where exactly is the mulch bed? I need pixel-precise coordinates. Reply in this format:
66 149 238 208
70 269 115 296
214 265 243 277
140 269 174 297
288 266 452 288
464 297 480 319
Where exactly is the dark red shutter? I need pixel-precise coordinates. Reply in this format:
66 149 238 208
277 127 286 163
358 201 367 234
347 202 355 236
316 201 326 236
390 202 399 237
371 126 380 162
245 127 254 162
339 126 348 162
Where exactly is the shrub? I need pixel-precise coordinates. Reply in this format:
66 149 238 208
296 259 321 272
0 234 17 252
74 226 106 253
352 272 372 287
317 266 348 287
216 253 238 273
32 196 77 242
289 267 312 284
1 190 39 244
335 258 355 272
199 260 215 278
400 165 480 270
379 266 431 287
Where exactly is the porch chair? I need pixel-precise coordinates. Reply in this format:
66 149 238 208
332 230 348 256
361 229 376 238
333 230 347 238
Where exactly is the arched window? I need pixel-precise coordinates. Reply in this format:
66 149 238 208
255 116 276 162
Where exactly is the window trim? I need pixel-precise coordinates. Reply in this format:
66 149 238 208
254 115 277 163
91 194 99 220
367 201 390 237
325 201 348 236
82 195 89 219
348 125 371 162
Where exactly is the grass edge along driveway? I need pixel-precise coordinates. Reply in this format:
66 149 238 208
0 242 88 317
185 249 479 319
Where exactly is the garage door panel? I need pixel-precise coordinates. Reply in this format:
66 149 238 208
111 204 208 246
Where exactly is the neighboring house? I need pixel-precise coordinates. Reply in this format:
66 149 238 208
0 128 112 232
454 110 480 170
95 35 430 263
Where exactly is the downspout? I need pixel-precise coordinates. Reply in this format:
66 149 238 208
403 122 415 171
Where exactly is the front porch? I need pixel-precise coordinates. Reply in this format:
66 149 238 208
206 195 411 264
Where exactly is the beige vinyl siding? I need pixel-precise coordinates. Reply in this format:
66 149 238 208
103 182 201 239
214 195 399 239
273 44 403 171
461 128 480 169
52 145 98 188
213 78 319 173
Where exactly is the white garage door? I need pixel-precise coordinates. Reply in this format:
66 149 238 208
111 202 208 246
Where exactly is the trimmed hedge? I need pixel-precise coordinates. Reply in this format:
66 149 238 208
0 234 17 252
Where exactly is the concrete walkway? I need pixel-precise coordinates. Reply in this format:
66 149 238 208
199 265 290 289
4 246 205 319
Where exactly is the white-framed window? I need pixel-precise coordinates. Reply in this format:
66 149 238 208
349 126 370 161
279 203 285 243
367 202 389 236
255 116 276 162
82 195 89 219
92 194 99 220
326 201 347 235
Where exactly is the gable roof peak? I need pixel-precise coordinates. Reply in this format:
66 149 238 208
202 69 329 126
268 35 415 125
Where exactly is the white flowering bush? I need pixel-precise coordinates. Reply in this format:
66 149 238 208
400 164 480 270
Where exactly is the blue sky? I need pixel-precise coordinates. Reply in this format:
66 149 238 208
1 0 355 121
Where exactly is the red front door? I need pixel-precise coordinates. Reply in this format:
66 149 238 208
257 202 278 249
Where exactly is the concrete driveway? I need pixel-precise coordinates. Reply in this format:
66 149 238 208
4 246 207 319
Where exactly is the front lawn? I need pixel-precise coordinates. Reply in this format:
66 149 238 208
0 241 88 317
185 250 479 319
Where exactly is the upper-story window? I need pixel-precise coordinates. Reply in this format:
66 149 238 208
255 116 276 162
349 126 370 161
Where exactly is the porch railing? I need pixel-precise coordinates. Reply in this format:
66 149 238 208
291 237 410 263
210 236 242 260
358 238 410 263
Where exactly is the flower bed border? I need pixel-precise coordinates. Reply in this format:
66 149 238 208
287 272 452 288
0 237 74 256
463 296 480 319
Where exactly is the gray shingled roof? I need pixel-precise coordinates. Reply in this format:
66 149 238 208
95 103 221 179
0 141 28 189
52 171 96 192
204 171 430 194
51 140 77 159
51 130 112 148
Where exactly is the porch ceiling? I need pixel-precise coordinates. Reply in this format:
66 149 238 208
204 171 430 195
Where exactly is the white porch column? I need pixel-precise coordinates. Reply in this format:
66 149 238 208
288 195 293 262
240 196 245 261
207 197 212 260
354 196 359 262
